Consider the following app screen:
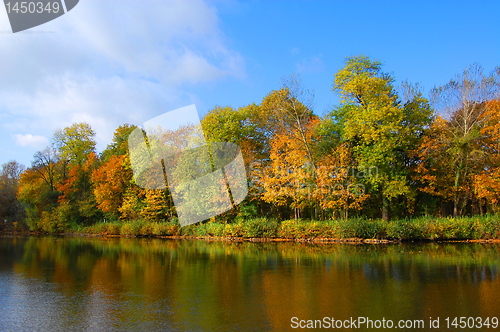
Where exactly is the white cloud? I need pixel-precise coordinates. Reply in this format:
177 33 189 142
0 0 246 165
14 134 49 148
4 74 195 153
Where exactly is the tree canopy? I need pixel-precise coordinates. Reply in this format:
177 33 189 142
9 56 500 231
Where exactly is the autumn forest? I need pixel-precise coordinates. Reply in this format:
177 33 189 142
2 56 500 238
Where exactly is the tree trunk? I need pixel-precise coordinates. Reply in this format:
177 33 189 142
453 198 458 217
382 195 389 221
294 207 300 220
453 161 462 217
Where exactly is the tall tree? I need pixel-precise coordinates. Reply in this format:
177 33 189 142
100 124 137 162
140 189 169 221
473 99 500 213
53 122 96 166
0 161 25 222
430 64 500 216
412 116 458 215
315 143 369 219
92 154 132 217
32 146 60 193
202 106 248 144
93 124 137 219
17 147 65 229
57 152 101 225
260 122 317 219
332 55 432 220
260 75 317 167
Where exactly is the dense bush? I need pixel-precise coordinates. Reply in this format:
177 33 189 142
120 221 143 236
242 218 279 238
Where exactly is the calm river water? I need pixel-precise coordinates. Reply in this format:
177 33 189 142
0 236 499 331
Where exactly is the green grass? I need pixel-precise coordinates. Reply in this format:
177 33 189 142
24 215 500 241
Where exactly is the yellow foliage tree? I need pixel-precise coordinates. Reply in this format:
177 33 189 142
260 121 317 219
140 189 168 221
315 143 369 219
119 187 144 221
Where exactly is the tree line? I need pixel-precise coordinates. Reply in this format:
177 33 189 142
1 55 500 231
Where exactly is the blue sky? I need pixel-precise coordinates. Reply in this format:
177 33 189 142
1 0 499 167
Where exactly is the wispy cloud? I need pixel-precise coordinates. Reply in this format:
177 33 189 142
14 134 49 148
0 0 245 165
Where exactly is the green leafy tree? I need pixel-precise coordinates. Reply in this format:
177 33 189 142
101 124 137 162
202 106 248 144
53 122 96 166
332 55 432 220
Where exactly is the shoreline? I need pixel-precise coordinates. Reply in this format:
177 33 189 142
3 215 500 244
2 229 500 244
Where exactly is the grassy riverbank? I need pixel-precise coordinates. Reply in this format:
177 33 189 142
3 215 500 241
74 215 500 241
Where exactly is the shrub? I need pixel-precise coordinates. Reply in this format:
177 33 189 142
340 218 386 239
139 222 155 236
104 223 121 235
476 216 500 239
243 218 279 238
149 221 179 236
306 220 341 238
205 222 225 236
180 224 197 236
38 210 67 233
387 219 423 240
277 220 305 238
120 221 143 236
225 222 244 237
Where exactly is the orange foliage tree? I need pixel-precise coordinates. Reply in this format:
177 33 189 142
91 154 132 217
473 100 500 213
412 117 457 205
57 152 101 225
